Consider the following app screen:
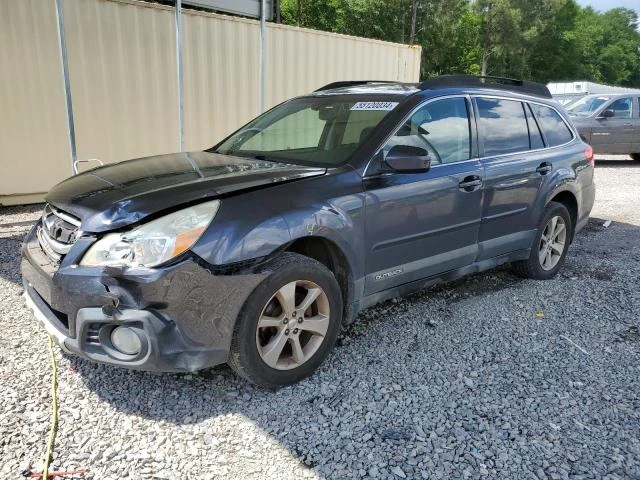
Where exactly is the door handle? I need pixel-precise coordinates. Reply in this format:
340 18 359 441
536 162 553 175
459 175 482 191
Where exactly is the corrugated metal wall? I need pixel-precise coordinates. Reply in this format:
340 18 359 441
64 0 180 164
0 0 71 202
0 0 421 204
182 10 261 149
184 10 422 149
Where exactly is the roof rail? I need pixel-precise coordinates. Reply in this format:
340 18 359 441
418 75 552 99
314 81 394 92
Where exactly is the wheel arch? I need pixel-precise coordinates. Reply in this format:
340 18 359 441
548 189 578 241
285 236 355 325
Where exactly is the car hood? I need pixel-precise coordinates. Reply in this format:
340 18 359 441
46 151 326 232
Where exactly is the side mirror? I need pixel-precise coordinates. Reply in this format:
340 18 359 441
384 145 431 173
599 109 614 119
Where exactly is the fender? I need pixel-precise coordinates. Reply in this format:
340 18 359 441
191 168 366 282
280 204 364 289
544 174 578 205
534 159 579 217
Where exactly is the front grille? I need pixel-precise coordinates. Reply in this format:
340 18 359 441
37 204 81 263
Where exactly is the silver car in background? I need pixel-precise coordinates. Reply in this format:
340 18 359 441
566 93 640 161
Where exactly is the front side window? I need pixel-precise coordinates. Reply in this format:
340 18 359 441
607 97 633 118
530 104 573 147
215 98 396 166
383 97 471 164
476 98 530 156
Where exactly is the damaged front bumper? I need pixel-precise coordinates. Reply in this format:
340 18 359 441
21 223 266 372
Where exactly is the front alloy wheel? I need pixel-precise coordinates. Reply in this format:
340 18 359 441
256 280 331 370
228 253 342 388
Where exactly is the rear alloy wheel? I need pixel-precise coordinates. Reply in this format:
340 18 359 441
512 201 573 280
538 215 567 271
228 253 342 388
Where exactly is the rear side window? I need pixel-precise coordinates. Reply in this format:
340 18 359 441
530 104 573 147
476 98 530 156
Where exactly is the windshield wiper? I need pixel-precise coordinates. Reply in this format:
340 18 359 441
251 154 292 164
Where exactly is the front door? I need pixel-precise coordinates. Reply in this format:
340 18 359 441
363 96 482 295
591 97 635 154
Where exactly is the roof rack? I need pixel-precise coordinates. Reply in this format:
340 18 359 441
418 75 552 98
314 81 394 92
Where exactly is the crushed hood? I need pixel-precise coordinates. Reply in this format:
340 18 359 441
46 151 326 232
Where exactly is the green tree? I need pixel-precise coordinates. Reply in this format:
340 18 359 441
417 0 483 77
279 0 640 87
573 7 640 86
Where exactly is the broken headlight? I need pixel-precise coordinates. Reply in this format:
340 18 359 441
80 200 220 267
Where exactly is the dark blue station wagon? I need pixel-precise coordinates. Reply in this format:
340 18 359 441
22 75 595 387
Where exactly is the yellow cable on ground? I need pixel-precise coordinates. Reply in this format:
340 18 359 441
42 334 59 480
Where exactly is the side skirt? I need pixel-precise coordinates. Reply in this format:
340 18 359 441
354 248 531 313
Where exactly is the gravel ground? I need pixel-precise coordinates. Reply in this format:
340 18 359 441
1 156 639 480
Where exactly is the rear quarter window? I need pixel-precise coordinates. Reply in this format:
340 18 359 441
530 104 574 147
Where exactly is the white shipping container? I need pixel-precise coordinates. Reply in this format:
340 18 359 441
0 0 421 204
548 81 640 104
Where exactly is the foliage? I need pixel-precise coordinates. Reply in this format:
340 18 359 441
279 0 640 87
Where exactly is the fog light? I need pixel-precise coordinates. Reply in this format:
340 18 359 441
110 326 142 355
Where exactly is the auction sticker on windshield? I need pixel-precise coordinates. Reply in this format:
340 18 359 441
351 101 399 111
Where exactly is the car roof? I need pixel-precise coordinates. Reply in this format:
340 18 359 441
308 84 558 108
311 82 419 96
310 76 555 103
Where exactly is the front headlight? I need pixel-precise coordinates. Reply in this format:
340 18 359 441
80 200 220 267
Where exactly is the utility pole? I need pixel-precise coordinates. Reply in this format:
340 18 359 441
259 0 266 112
409 0 419 45
481 1 493 77
296 0 301 26
175 0 184 151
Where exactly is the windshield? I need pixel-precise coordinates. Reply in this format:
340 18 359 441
566 96 609 117
214 97 399 166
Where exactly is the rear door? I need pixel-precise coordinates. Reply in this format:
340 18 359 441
363 96 483 295
591 97 635 154
474 97 552 260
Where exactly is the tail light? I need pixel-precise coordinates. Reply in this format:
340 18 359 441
584 145 594 167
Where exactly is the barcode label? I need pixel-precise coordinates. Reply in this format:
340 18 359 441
350 101 399 111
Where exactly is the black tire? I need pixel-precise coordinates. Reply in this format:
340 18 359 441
227 252 342 388
631 153 640 162
511 202 573 280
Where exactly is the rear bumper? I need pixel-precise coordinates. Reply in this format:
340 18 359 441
21 224 266 372
576 182 596 235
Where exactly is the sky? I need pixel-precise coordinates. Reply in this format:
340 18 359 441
576 0 640 16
